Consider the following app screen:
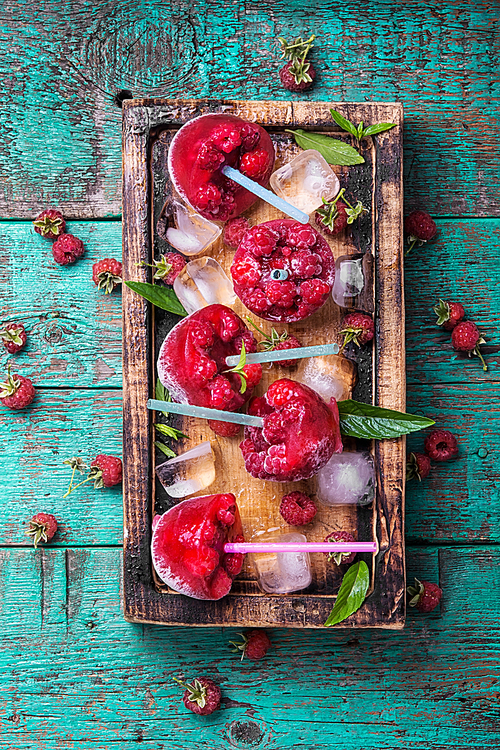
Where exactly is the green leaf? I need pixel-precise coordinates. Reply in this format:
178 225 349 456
155 441 176 458
357 121 364 139
362 122 396 137
285 129 365 165
329 109 358 138
155 378 169 403
337 399 435 440
154 423 189 441
124 281 187 316
324 561 370 627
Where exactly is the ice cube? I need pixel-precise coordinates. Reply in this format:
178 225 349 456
166 200 221 256
332 253 374 312
296 354 357 403
173 257 236 315
156 441 215 498
254 533 312 594
317 451 376 506
270 150 340 215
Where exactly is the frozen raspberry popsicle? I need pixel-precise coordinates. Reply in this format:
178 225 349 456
240 379 343 482
151 493 244 600
168 114 275 222
157 304 262 412
231 219 335 322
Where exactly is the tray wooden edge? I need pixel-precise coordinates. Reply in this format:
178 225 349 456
121 99 405 630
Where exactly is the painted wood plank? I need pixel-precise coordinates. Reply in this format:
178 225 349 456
0 221 122 387
0 1 499 217
0 546 498 749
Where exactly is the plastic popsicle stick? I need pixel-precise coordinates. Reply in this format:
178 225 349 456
225 342 340 367
224 541 377 554
147 399 264 427
221 164 310 224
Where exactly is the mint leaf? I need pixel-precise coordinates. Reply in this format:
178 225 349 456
155 441 176 458
286 129 364 165
337 400 435 439
154 423 189 441
362 122 396 137
155 378 169 403
329 109 358 138
124 281 187 316
324 561 370 627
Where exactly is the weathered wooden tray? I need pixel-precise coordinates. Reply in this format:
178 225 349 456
122 99 405 629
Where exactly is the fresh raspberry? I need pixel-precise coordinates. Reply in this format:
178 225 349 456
230 629 271 661
52 234 84 265
0 323 27 354
197 142 225 171
405 210 437 253
241 288 272 314
242 363 263 390
434 299 465 331
246 318 302 367
195 182 222 211
89 455 122 488
174 676 221 715
290 250 322 278
424 429 458 462
274 337 302 367
279 491 317 525
240 123 261 152
407 578 442 613
315 201 348 235
279 59 316 92
451 321 487 371
0 366 35 409
406 452 431 481
223 217 251 250
300 278 330 306
266 280 296 309
92 258 122 294
208 419 242 437
210 124 242 153
242 226 278 257
286 223 318 249
240 148 271 179
33 208 66 240
324 531 356 566
340 313 375 349
146 252 185 285
208 375 234 409
26 512 58 549
231 256 261 287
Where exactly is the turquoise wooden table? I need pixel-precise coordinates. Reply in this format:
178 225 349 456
1 2 499 748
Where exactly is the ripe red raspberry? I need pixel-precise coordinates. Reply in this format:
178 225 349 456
240 123 261 152
405 210 437 254
197 142 225 170
195 182 222 211
242 363 263 390
0 322 27 354
407 578 442 613
26 512 58 549
243 226 277 257
315 201 348 235
0 366 35 409
231 256 261 287
324 531 356 566
434 299 465 330
279 59 316 92
208 419 242 437
89 455 122 487
240 148 271 179
266 280 296 308
424 429 458 462
279 491 317 525
406 452 431 481
287 223 318 249
241 288 272 313
211 124 241 153
33 208 66 240
291 250 322 277
208 375 234 409
147 252 186 285
174 676 221 715
451 321 487 371
52 234 85 265
230 629 271 661
273 337 302 367
92 258 122 294
340 313 375 349
300 278 330 306
223 217 251 250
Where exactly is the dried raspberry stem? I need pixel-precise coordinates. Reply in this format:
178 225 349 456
474 344 488 372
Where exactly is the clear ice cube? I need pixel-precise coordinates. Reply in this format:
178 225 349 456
156 441 215 498
317 451 376 506
296 354 357 403
166 200 221 256
254 533 313 594
332 253 374 312
173 257 236 315
270 149 340 215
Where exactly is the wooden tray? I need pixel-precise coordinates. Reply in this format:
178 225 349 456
122 99 405 629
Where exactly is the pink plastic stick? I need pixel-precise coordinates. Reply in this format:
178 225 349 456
223 541 377 554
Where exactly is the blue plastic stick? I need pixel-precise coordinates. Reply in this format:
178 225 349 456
225 342 340 367
147 399 264 427
221 165 309 224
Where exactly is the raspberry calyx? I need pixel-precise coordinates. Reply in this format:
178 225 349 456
315 188 367 234
278 35 316 86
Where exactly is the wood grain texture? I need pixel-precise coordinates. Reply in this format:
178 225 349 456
0 1 498 217
0 546 499 749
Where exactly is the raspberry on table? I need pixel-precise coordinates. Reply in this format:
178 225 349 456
404 210 437 254
240 148 271 179
451 321 487 371
174 676 221 715
279 491 317 525
223 217 251 250
407 578 442 613
406 452 431 481
145 253 186 285
0 366 35 409
0 322 27 354
229 629 271 660
89 455 123 488
315 201 348 235
340 312 375 349
279 59 316 92
33 208 66 240
92 258 123 294
26 512 58 549
324 531 357 566
434 299 465 330
424 429 458 462
52 234 85 265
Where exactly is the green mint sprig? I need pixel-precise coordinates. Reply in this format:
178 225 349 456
330 109 396 144
285 129 364 166
153 379 189 458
